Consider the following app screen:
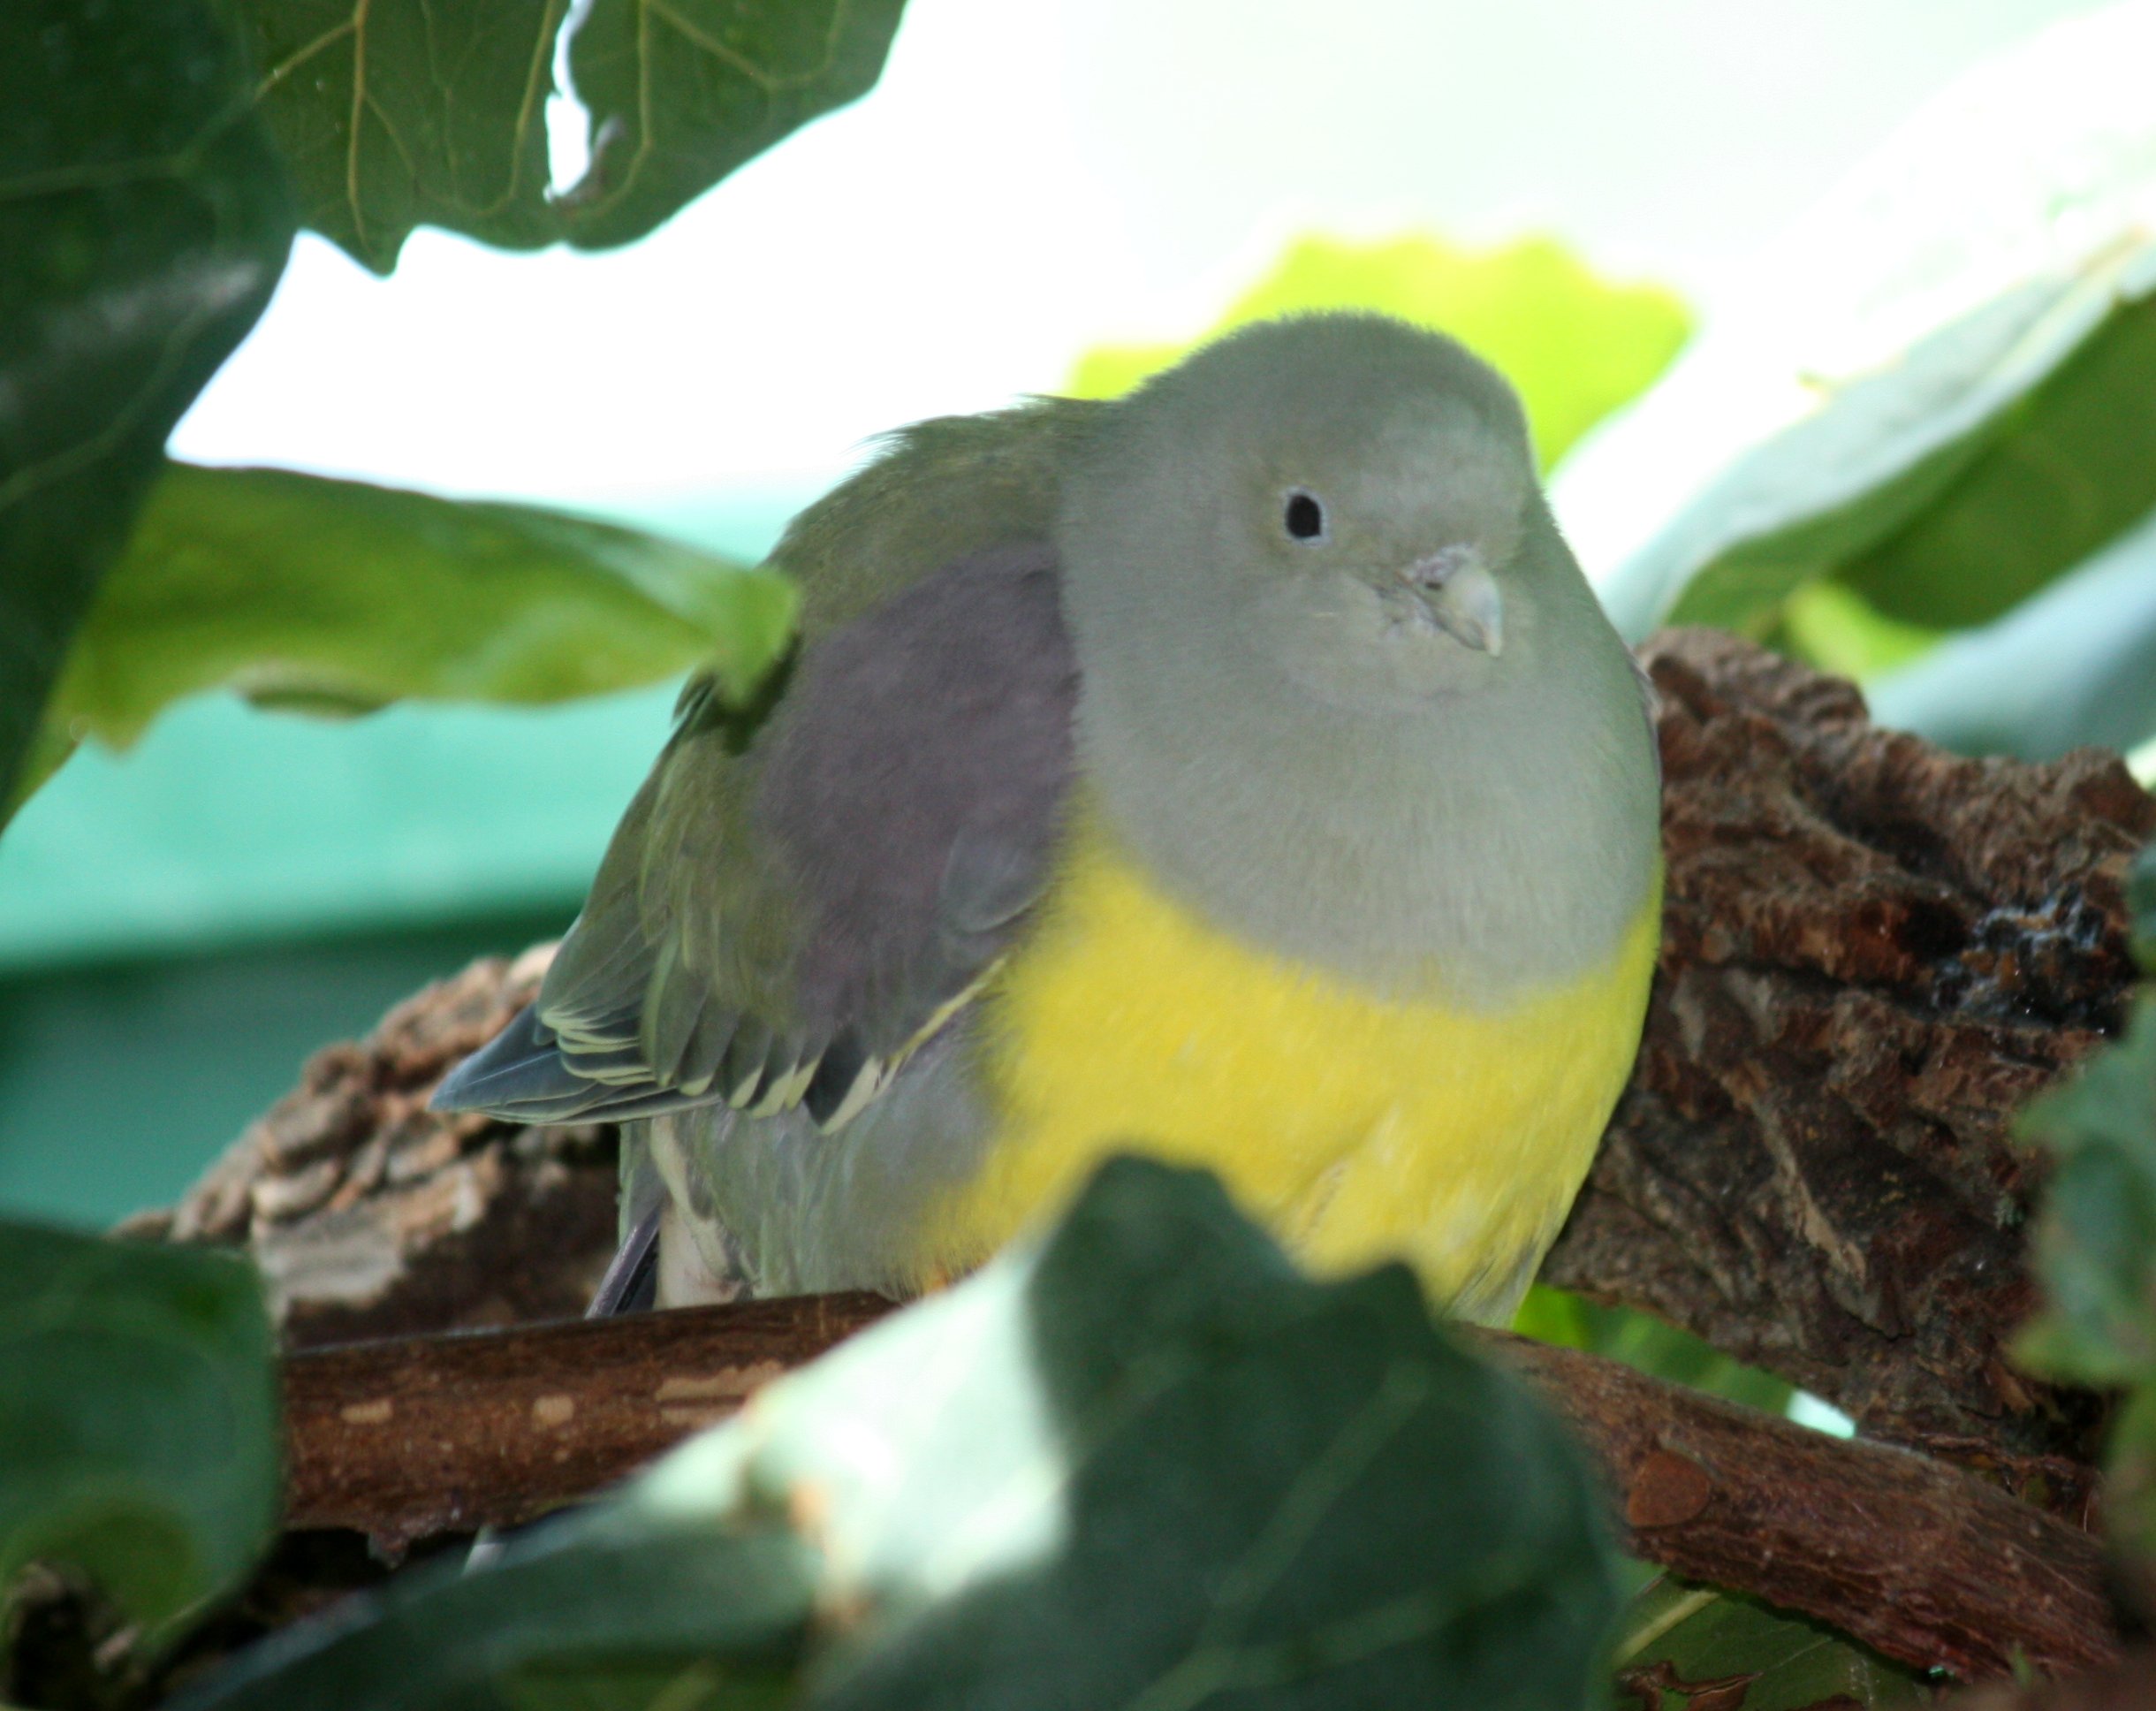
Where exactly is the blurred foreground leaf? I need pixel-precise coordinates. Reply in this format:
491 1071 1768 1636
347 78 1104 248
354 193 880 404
0 1222 278 1665
1068 233 1691 472
0 0 293 810
183 1159 1621 1710
1611 1577 1924 1710
226 0 910 271
1560 0 2156 648
15 463 795 814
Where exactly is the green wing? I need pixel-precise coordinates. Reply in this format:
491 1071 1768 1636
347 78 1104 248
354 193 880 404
435 398 1101 1129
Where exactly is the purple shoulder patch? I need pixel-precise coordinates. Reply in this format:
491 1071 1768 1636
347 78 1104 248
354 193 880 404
757 541 1079 1053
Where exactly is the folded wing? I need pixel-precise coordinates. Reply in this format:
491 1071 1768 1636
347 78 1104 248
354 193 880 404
435 403 1097 1132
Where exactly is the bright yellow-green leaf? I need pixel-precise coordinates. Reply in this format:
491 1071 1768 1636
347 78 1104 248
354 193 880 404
1067 233 1693 473
1774 582 1941 682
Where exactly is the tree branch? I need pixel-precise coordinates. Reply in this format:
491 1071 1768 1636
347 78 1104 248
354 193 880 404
1487 1331 2118 1681
1546 631 2152 1472
278 1300 2120 1682
283 1292 890 1546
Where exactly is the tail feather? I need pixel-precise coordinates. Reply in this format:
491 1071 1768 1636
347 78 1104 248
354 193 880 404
430 1002 720 1125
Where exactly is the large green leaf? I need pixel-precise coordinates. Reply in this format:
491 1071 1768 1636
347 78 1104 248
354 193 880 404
0 0 294 810
1067 233 1692 474
182 1159 1621 1710
1557 0 2156 643
1865 502 2156 761
0 1221 279 1662
12 463 796 815
224 0 910 272
1611 1577 1924 1710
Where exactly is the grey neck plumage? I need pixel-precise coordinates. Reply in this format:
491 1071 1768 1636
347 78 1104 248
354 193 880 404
1067 544 1661 1011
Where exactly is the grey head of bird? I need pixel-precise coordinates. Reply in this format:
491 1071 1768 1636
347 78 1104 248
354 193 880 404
1057 311 1588 722
1052 312 1659 1000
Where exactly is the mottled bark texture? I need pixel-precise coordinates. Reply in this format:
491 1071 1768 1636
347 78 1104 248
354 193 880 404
125 944 610 1351
147 629 2154 1463
1545 630 2153 1473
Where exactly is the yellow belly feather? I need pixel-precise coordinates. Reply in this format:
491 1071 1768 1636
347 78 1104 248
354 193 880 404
924 816 1661 1321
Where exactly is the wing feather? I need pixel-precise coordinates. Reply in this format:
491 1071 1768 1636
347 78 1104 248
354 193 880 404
433 405 1092 1134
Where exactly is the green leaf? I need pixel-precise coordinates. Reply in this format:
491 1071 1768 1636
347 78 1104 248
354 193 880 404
1515 1289 1795 1418
1864 503 2156 762
21 462 795 810
1559 1 2156 643
224 0 910 272
1771 582 1940 684
1840 293 2156 631
2130 844 2156 970
1611 1576 1925 1710
2016 990 2156 1564
563 0 911 253
2016 994 2156 1388
219 0 563 272
0 1221 278 1660
1067 233 1693 473
181 1159 1621 1709
0 0 294 809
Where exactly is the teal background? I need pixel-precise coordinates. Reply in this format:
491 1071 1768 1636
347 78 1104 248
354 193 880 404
0 497 795 1228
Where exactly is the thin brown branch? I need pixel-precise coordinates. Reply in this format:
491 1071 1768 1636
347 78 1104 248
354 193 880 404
1485 1330 2119 1681
282 1291 891 1548
280 1300 2121 1683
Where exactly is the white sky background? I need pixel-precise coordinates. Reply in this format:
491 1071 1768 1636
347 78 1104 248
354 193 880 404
171 0 2104 508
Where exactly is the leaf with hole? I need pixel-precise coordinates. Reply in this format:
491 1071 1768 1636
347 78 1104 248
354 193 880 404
224 0 912 272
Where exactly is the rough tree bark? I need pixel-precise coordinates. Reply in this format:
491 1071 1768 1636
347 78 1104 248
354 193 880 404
1546 631 2153 1478
139 629 2153 1485
275 1300 2121 1679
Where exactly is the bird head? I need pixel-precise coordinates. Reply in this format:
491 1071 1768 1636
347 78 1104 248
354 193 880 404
1060 313 1579 717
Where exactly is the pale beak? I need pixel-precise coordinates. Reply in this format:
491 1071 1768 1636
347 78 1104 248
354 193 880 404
1401 546 1505 656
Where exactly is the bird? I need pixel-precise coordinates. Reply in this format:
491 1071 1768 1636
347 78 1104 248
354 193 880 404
432 312 1663 1326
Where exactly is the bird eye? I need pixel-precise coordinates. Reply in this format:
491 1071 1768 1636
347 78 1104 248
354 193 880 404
1283 489 1326 543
